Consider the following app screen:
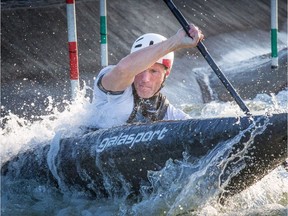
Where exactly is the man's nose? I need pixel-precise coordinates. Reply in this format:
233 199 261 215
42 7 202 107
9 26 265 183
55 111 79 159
141 70 151 82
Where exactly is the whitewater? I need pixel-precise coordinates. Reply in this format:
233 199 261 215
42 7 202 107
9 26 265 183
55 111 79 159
1 49 287 215
1 0 288 215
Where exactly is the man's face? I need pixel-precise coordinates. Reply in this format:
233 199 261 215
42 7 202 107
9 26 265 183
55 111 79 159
134 63 169 99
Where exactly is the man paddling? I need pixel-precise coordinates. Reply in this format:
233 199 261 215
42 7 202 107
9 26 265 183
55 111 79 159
93 24 204 128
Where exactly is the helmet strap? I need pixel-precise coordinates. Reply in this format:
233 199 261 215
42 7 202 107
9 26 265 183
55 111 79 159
153 74 167 96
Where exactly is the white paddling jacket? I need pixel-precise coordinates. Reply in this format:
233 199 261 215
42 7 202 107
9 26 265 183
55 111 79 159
92 66 190 129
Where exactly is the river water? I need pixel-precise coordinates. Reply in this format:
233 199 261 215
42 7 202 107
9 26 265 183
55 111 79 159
1 68 287 216
1 0 288 215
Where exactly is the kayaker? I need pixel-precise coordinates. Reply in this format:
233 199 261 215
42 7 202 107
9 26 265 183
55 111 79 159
93 24 204 128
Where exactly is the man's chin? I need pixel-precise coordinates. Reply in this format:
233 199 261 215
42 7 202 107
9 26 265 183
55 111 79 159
137 91 153 99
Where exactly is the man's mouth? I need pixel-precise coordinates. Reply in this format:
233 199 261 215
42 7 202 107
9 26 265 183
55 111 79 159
139 85 151 90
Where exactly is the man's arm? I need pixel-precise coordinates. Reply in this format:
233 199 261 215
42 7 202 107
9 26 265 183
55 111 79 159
101 24 203 92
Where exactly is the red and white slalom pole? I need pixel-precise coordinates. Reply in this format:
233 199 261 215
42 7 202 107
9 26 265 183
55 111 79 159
66 0 79 100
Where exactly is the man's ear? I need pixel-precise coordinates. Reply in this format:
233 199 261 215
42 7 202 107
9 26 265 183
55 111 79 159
165 69 171 77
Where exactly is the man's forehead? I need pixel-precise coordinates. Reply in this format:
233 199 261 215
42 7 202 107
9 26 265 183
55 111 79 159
151 63 167 70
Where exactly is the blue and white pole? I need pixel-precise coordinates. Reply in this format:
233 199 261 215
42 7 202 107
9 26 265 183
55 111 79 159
100 0 108 67
271 0 278 69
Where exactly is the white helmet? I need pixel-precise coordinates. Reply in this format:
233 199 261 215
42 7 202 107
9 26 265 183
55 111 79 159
130 33 174 69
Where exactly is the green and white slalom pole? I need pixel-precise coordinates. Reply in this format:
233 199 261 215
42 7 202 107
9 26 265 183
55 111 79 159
271 0 278 69
100 0 108 66
66 0 79 100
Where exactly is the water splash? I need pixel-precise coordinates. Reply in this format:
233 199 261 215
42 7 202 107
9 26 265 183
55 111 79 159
126 114 274 216
1 87 287 216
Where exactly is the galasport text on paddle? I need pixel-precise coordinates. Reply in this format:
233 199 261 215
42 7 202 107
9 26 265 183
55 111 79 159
163 0 251 116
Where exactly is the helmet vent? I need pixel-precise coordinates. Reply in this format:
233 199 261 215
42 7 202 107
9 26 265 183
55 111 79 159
149 40 154 46
135 44 142 48
135 37 144 42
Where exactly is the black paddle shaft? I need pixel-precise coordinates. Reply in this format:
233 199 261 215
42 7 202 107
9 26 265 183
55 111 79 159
163 0 251 115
